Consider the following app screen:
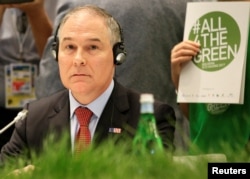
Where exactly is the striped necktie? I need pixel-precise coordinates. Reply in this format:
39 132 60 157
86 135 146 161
75 107 93 153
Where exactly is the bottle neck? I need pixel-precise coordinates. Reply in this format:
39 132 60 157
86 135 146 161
140 102 154 114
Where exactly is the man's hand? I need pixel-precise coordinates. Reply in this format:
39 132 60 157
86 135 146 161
2 0 44 15
171 40 200 89
9 164 35 176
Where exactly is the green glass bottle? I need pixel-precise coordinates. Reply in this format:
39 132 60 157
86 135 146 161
133 93 164 155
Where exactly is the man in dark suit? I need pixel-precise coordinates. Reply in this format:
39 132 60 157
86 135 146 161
0 5 176 166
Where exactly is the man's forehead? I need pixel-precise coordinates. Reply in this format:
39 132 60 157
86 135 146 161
59 14 106 36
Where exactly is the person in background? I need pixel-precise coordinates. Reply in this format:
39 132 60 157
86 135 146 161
0 0 60 149
171 0 250 159
0 4 176 167
36 0 193 154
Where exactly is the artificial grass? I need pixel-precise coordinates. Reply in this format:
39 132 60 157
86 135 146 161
0 134 249 179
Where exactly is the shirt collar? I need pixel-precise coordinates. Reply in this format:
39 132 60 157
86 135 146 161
69 80 114 118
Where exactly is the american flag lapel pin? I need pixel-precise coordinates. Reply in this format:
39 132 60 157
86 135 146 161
109 127 122 134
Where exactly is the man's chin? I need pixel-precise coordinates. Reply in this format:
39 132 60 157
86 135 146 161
69 83 92 93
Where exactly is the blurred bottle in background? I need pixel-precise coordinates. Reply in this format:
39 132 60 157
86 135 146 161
133 93 164 155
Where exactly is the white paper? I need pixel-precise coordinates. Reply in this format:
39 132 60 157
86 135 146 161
177 2 250 104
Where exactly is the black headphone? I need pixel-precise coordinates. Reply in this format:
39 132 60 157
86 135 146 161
51 21 126 65
51 23 60 61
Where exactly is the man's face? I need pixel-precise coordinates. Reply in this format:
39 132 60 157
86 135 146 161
58 11 115 104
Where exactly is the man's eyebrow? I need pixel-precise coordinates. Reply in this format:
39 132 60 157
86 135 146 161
61 37 73 42
85 38 102 43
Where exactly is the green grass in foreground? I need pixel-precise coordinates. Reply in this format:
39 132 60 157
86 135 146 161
1 134 249 179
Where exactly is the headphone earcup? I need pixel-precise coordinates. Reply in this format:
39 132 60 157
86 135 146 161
51 37 59 61
113 42 126 65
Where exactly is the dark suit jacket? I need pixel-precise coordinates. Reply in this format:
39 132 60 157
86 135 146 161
0 80 175 164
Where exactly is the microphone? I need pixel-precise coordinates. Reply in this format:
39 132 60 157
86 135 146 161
0 109 28 134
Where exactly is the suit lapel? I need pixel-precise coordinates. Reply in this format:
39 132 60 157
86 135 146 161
94 81 131 145
46 90 71 147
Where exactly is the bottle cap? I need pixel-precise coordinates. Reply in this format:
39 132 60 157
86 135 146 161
140 93 154 103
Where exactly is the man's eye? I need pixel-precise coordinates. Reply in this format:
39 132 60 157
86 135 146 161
66 45 75 50
89 45 98 50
